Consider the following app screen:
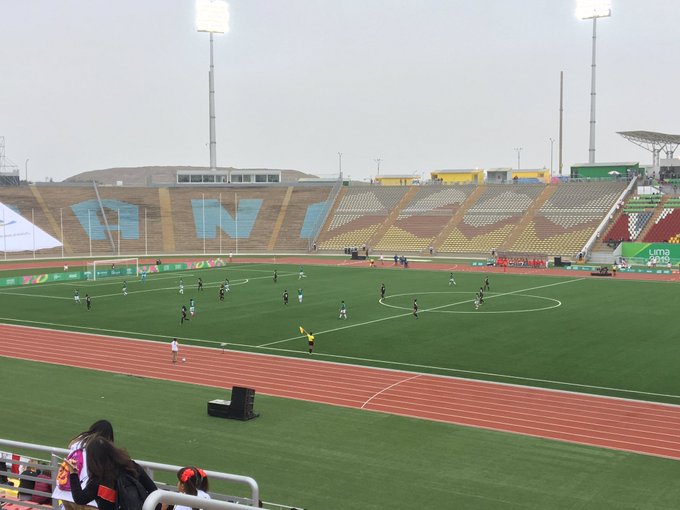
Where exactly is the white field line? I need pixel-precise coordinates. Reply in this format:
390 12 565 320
361 374 422 409
258 277 586 348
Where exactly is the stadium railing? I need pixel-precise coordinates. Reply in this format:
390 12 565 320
0 439 262 510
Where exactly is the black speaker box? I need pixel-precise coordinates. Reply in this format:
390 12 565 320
229 386 259 421
554 256 562 267
207 399 231 418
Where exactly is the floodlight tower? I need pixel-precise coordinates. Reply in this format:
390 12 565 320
196 0 230 171
577 0 611 164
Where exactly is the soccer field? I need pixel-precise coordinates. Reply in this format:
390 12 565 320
1 261 679 403
2 260 680 509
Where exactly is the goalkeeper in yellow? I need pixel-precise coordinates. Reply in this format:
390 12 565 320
299 326 315 354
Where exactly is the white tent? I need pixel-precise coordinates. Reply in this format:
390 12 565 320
0 201 62 252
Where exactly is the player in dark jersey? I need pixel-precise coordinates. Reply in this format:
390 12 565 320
484 276 490 291
219 286 225 301
273 269 278 283
413 299 418 318
181 305 189 324
283 290 289 305
478 287 484 304
380 283 385 300
86 294 92 310
198 277 204 291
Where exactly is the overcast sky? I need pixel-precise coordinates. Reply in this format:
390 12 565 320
1 0 678 182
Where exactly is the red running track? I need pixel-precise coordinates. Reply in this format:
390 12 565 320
2 323 680 461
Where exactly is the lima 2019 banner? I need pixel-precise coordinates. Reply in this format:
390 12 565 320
620 242 680 264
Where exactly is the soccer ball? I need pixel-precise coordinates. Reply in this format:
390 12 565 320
182 358 187 363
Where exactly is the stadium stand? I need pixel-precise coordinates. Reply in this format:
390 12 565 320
317 187 409 251
373 185 476 253
0 181 640 260
510 181 626 256
439 184 544 254
0 185 334 257
643 203 680 242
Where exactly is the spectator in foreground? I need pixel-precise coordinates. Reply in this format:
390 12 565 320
162 466 211 510
54 419 115 510
68 437 156 510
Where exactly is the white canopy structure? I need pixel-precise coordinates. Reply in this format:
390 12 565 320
0 201 62 252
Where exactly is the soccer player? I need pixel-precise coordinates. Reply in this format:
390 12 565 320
298 266 306 279
122 281 128 296
179 279 184 295
297 288 303 304
283 290 289 305
339 301 347 319
380 283 385 300
273 269 278 283
484 276 490 291
74 289 81 305
413 299 418 319
448 272 456 286
197 277 204 291
181 305 189 324
140 269 147 283
86 294 92 311
171 338 179 363
189 298 195 317
478 287 484 304
219 285 225 301
224 278 230 292
474 293 481 310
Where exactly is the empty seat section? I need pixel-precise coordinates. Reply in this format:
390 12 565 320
510 181 626 255
374 185 475 252
440 184 544 253
319 187 409 250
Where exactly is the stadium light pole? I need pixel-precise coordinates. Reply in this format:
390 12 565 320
24 158 29 183
196 0 230 171
514 147 523 171
577 0 611 164
338 152 343 178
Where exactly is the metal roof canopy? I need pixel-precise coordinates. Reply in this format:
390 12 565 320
618 131 680 166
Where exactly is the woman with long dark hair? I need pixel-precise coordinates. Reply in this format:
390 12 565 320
54 420 115 510
67 437 156 510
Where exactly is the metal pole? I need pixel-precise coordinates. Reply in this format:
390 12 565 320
219 193 222 254
2 208 6 260
144 208 148 256
514 147 522 171
88 210 92 257
235 192 238 255
32 208 35 259
588 17 598 163
549 138 555 176
209 33 217 171
202 193 206 255
559 71 564 176
60 208 64 259
374 158 382 176
25 158 29 183
338 152 343 178
117 209 121 256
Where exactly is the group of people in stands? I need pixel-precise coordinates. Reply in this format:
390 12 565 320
494 256 545 268
56 419 213 510
3 420 213 510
